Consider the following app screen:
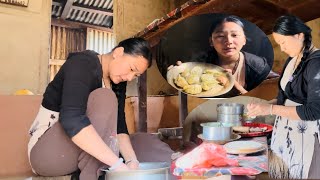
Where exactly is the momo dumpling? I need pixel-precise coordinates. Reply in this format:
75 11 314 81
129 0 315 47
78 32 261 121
174 74 189 88
183 84 202 94
201 81 221 91
190 66 203 75
204 69 224 77
186 74 200 85
180 68 190 78
200 74 218 83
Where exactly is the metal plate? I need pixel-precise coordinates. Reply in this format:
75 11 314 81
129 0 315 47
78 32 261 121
197 133 241 145
224 141 265 155
234 123 273 137
166 62 235 97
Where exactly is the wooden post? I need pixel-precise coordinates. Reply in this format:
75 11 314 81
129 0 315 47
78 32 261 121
179 92 188 127
138 72 147 132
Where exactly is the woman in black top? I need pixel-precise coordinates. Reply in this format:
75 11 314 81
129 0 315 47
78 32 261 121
247 15 320 179
207 15 270 97
28 38 173 179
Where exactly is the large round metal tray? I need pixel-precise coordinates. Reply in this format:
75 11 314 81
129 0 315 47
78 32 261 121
166 62 235 97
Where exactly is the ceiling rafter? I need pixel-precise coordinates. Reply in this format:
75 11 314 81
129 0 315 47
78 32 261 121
61 0 74 19
52 0 114 30
51 18 113 32
72 5 113 17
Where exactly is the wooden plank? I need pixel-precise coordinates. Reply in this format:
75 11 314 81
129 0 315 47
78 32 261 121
72 5 113 17
60 0 73 19
51 18 113 32
49 59 66 66
50 26 56 59
138 72 147 132
52 1 61 7
56 26 62 60
61 27 67 59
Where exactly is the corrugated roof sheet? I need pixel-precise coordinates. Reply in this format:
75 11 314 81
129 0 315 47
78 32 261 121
51 0 113 28
74 0 113 10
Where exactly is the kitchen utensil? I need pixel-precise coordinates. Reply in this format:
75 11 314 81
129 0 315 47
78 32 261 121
197 133 241 145
166 62 235 97
200 122 233 141
158 127 183 140
217 103 244 126
234 122 273 137
224 141 265 155
104 162 170 180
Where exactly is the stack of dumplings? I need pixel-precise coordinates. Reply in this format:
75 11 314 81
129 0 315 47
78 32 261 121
174 66 227 95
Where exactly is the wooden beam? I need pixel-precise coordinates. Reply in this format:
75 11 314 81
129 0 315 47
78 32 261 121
138 72 147 132
51 18 113 32
52 1 62 7
61 0 73 19
72 5 113 17
178 92 188 127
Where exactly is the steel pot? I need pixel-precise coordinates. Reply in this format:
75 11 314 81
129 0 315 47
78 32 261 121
105 162 170 180
217 103 244 114
200 122 232 141
217 103 244 126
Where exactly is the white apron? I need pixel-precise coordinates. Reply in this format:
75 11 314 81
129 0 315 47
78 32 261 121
269 50 320 178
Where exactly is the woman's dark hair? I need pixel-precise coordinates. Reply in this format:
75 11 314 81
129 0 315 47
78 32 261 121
209 15 245 36
113 37 152 67
273 15 312 63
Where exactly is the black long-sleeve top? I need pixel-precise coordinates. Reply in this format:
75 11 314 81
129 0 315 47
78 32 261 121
206 51 271 91
276 50 320 120
42 50 129 137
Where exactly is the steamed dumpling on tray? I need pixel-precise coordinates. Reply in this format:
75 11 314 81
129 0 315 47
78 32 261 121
169 62 232 97
186 74 201 85
190 66 203 75
200 74 216 83
201 81 221 91
174 74 189 88
183 84 202 94
204 69 223 76
181 68 190 78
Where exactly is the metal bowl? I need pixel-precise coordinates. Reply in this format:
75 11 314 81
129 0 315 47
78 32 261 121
105 162 170 180
200 122 233 141
166 62 234 97
158 127 183 140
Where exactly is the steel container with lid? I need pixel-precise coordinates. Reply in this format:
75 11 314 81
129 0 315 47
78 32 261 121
201 122 233 141
217 103 244 126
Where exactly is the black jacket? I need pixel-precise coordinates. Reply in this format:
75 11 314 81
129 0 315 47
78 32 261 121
277 50 320 120
42 50 128 137
206 51 271 97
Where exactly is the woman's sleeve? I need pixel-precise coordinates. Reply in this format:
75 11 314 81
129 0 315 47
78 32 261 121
296 59 320 120
113 82 129 135
59 54 96 137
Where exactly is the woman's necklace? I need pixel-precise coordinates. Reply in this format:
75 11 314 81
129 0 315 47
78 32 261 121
231 52 241 75
219 53 241 75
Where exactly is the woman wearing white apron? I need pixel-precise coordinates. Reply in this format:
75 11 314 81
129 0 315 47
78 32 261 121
247 15 320 179
28 37 174 180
